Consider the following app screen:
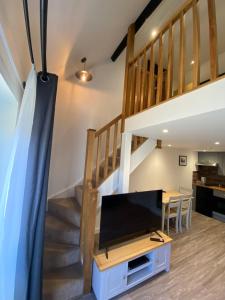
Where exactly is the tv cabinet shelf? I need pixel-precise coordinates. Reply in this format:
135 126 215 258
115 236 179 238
92 232 172 300
128 260 152 276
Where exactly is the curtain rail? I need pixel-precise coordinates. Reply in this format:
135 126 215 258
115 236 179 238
40 0 48 80
23 0 34 64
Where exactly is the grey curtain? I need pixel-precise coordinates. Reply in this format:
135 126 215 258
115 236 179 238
15 72 58 300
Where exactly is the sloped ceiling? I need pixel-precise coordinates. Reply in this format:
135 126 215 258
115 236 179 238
0 0 150 80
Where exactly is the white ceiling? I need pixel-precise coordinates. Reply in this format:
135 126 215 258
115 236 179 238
0 0 150 79
133 109 225 152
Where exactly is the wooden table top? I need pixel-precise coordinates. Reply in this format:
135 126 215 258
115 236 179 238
94 231 172 271
163 191 183 204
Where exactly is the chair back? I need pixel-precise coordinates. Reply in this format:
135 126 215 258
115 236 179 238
180 194 192 214
179 186 193 196
168 195 183 214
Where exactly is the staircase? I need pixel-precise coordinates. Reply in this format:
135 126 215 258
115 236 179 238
43 126 148 299
43 196 83 300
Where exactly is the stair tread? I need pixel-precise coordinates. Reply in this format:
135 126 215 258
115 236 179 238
45 242 79 253
49 197 81 210
44 262 83 281
45 214 79 231
43 264 83 300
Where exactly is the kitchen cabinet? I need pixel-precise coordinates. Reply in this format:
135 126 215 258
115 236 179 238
196 186 213 217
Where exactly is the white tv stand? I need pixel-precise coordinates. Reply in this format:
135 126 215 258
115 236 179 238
92 232 172 300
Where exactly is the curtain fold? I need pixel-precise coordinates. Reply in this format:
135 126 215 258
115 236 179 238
0 65 37 300
15 72 58 300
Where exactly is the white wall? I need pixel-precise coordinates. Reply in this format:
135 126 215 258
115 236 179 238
48 54 125 197
129 148 197 193
0 74 18 192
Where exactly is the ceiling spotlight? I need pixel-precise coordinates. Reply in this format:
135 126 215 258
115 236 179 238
162 129 168 133
214 141 220 145
168 144 172 147
75 57 93 82
151 30 157 38
190 60 195 65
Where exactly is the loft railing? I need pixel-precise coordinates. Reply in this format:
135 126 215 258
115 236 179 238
123 0 223 118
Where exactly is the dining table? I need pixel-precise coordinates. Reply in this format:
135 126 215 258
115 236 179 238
162 191 184 232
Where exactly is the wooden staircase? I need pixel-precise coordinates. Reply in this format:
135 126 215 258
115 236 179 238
43 113 147 299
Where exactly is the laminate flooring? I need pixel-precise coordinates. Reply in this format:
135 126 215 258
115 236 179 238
81 212 225 300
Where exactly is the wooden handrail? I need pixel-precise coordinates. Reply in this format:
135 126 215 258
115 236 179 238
95 114 122 137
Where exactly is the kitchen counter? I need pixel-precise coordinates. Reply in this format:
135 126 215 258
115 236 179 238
194 183 225 193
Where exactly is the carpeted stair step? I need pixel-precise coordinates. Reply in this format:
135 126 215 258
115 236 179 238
44 242 80 272
48 197 81 227
43 263 83 300
45 214 80 245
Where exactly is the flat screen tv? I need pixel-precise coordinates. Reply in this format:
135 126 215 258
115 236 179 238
99 190 162 250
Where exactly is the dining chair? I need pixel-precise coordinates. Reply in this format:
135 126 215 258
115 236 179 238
179 194 192 232
179 186 193 195
165 196 183 235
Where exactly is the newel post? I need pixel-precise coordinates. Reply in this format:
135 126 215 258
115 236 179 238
80 129 96 261
121 23 135 131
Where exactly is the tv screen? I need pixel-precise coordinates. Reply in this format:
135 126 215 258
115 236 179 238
99 190 162 250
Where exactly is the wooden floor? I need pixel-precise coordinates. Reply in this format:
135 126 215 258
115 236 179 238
82 212 225 300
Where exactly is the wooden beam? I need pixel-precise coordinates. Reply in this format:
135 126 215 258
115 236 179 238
208 0 218 81
192 0 200 88
122 24 135 130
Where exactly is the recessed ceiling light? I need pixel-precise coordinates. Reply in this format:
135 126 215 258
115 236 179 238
162 129 168 133
190 60 195 65
168 144 172 147
151 30 157 38
214 141 220 145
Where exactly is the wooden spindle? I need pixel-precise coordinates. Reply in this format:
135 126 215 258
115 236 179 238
166 23 174 99
178 12 185 94
112 122 118 170
192 0 200 88
104 128 110 178
207 0 218 81
126 65 133 117
148 44 155 107
135 58 141 113
129 66 137 116
95 135 102 186
156 33 163 104
140 50 147 111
